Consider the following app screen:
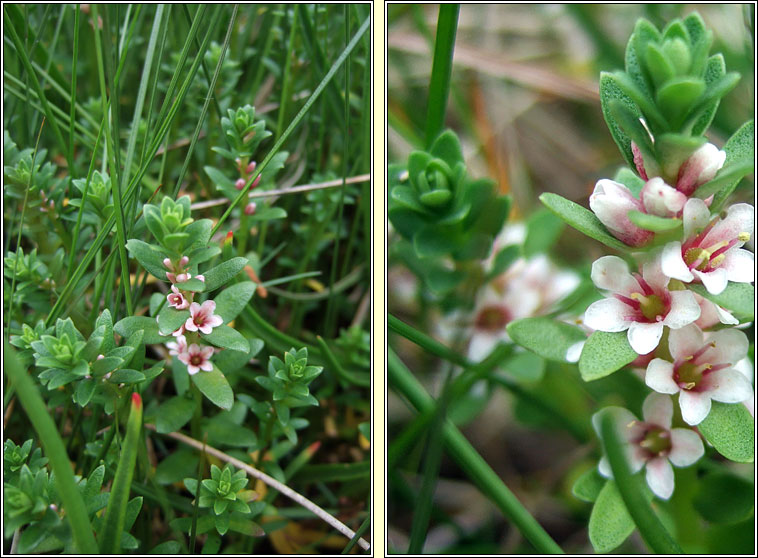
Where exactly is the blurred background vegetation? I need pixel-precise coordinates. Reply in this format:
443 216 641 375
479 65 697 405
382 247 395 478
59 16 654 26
387 4 754 554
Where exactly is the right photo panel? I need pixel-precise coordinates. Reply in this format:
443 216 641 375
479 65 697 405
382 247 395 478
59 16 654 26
386 3 755 555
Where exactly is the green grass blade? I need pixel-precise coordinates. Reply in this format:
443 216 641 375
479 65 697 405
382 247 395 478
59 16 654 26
598 411 683 554
171 5 239 198
212 14 371 237
69 5 80 177
388 348 564 554
424 4 460 148
100 393 144 553
3 342 98 554
91 4 133 318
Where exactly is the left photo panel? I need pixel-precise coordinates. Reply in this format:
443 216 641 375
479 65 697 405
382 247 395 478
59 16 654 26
3 3 372 554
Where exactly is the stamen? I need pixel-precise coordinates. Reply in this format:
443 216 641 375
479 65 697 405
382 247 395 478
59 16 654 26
738 232 751 242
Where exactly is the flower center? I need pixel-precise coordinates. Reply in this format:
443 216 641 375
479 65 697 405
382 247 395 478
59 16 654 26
675 361 711 390
189 354 204 366
474 306 510 331
638 426 672 456
630 292 666 321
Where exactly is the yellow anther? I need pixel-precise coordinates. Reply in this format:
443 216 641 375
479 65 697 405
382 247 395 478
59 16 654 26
738 232 751 242
710 254 725 268
683 382 696 390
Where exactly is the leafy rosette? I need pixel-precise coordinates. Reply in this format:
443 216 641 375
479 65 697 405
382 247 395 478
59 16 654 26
388 130 510 261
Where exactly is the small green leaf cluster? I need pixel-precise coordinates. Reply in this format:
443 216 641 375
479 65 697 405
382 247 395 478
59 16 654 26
29 312 161 407
3 439 48 477
335 326 371 370
600 12 739 182
3 131 60 209
143 196 199 255
4 247 61 313
388 130 510 261
3 459 54 537
67 170 114 225
183 464 259 536
256 347 323 428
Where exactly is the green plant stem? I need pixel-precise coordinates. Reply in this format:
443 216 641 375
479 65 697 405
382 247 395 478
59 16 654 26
4 342 98 553
388 348 564 554
598 411 683 554
424 4 459 148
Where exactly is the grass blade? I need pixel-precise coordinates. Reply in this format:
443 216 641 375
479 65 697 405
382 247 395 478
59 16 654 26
424 4 460 148
100 393 143 553
3 342 98 554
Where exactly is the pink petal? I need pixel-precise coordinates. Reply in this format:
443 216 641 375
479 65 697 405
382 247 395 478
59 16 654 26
642 392 673 428
678 390 712 425
627 321 664 355
208 314 224 327
668 428 704 467
590 255 636 293
703 203 754 247
645 457 675 500
201 300 217 313
584 298 634 332
668 324 704 360
663 290 701 329
692 268 728 295
641 177 686 217
184 317 198 332
706 328 749 365
661 242 693 282
682 198 711 239
199 360 213 372
641 255 670 292
721 249 755 284
187 364 200 375
703 369 754 404
645 359 679 394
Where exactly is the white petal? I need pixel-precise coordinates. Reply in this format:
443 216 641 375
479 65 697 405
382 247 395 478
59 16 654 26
668 428 704 467
468 332 502 363
704 203 754 246
714 304 739 326
706 328 749 365
592 407 638 441
641 254 670 292
645 359 679 394
645 457 675 500
641 177 686 217
721 249 755 284
584 298 633 332
682 198 712 238
598 456 612 478
642 393 673 428
704 369 754 403
733 357 754 383
590 255 634 292
679 390 712 425
668 324 704 360
566 340 585 363
663 290 701 329
661 242 693 282
628 321 664 355
692 268 728 295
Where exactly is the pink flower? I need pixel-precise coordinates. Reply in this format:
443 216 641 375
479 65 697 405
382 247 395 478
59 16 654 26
453 255 580 361
640 177 687 218
184 300 224 334
166 335 188 357
645 324 752 425
676 143 726 196
589 179 653 247
164 256 190 284
584 255 701 355
693 292 738 330
593 393 704 500
167 285 190 310
235 178 246 190
178 343 214 375
661 200 754 295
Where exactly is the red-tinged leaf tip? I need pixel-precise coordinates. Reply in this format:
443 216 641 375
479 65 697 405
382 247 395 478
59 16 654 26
225 231 234 241
307 441 322 455
131 392 142 408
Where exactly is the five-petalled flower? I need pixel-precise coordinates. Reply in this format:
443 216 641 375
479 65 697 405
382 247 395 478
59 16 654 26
593 393 704 500
167 285 190 310
178 343 214 375
584 255 701 355
661 199 754 295
645 324 752 425
185 300 224 335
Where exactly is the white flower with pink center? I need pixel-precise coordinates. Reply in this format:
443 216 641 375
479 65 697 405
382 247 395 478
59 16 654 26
184 300 224 334
464 255 580 361
645 324 752 425
584 255 701 355
166 335 188 358
167 285 190 310
589 179 653 247
661 199 754 295
675 143 726 196
178 343 214 375
593 393 704 500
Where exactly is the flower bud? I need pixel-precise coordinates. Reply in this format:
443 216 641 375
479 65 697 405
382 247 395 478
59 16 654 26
589 179 653 247
246 161 257 174
235 178 246 190
641 177 687 218
244 202 257 215
675 143 726 196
